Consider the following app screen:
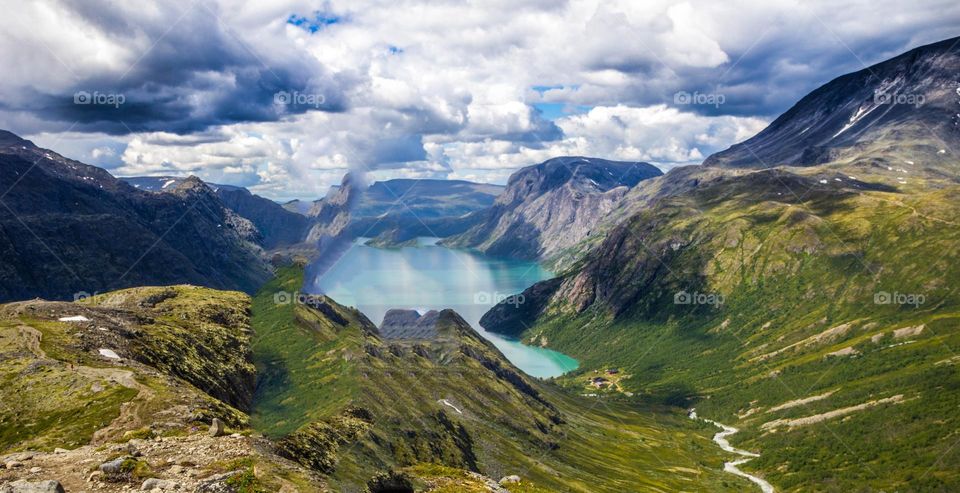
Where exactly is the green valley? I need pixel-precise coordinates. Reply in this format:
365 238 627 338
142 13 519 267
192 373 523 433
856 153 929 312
250 266 755 492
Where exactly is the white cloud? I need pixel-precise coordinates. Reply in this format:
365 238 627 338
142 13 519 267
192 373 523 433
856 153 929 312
442 104 767 177
4 0 960 198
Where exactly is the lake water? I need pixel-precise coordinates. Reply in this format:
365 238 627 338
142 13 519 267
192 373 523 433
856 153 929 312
306 238 579 378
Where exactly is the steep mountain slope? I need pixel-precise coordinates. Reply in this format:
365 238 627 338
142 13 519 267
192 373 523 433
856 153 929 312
282 199 314 215
305 173 361 245
704 36 960 171
296 177 503 248
215 186 312 249
250 266 746 492
123 176 312 249
0 285 324 492
483 39 960 491
478 38 960 492
442 157 663 260
485 166 960 491
120 176 192 192
0 130 271 302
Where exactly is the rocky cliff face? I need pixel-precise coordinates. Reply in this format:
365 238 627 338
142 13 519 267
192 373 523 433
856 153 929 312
442 157 662 260
305 172 361 244
123 176 313 250
215 186 311 249
704 36 960 170
0 131 271 302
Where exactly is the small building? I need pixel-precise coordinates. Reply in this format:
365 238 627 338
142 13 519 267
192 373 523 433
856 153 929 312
605 368 620 375
589 376 609 388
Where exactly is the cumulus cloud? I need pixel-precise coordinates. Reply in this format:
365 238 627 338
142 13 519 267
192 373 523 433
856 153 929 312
1 0 959 198
442 105 768 179
0 0 350 135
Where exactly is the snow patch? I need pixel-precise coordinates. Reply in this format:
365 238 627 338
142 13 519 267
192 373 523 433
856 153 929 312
833 103 879 138
98 348 121 360
58 315 90 322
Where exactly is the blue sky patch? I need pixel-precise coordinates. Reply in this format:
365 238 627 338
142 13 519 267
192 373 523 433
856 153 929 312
287 11 343 33
534 102 591 121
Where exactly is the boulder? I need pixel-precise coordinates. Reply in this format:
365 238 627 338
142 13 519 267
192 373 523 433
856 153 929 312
98 457 129 474
196 471 242 493
208 418 226 437
141 478 180 491
499 475 521 485
125 440 143 457
0 480 66 493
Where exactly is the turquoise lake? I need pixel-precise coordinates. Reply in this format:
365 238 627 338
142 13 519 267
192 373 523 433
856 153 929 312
307 238 579 378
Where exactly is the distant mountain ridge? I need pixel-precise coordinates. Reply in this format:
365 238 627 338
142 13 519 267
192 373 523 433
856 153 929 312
0 130 271 302
442 156 663 259
704 36 960 170
122 176 312 249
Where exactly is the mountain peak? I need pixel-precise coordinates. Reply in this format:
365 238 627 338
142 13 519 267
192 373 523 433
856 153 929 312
0 129 31 148
704 36 960 170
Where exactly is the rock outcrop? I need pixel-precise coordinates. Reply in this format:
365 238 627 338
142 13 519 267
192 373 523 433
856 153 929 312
442 157 662 260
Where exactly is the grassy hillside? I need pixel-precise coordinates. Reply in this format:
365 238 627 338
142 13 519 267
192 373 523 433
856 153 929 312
504 165 960 492
0 285 323 492
251 266 752 492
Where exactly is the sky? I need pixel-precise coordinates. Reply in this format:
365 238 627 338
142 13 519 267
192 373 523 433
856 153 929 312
0 0 958 200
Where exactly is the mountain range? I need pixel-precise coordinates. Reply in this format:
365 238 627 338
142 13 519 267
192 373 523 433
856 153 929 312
0 132 271 302
481 35 960 492
442 157 663 260
3 34 960 493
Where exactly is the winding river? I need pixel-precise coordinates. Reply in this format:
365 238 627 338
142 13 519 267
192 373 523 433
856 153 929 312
306 238 579 378
689 409 775 493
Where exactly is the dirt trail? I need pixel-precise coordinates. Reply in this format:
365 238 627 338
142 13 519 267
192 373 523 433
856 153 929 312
76 365 156 443
16 323 154 443
872 196 960 227
689 409 775 493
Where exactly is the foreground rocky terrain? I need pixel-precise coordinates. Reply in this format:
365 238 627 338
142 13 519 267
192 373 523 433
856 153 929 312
0 266 747 492
0 284 325 492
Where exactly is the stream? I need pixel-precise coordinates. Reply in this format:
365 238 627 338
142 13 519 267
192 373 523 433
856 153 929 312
689 409 775 493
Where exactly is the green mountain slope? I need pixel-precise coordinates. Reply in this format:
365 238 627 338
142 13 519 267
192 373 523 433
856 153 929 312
485 164 960 491
251 266 752 492
0 285 323 491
